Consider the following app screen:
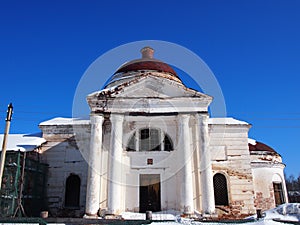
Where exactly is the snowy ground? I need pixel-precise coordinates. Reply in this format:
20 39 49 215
121 213 292 225
2 204 299 225
121 210 180 220
122 203 300 225
147 221 290 225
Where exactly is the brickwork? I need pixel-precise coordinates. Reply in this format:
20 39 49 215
254 189 275 211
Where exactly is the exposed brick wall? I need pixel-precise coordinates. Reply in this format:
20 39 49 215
254 189 275 211
216 201 253 219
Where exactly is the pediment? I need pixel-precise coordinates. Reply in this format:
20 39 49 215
126 77 204 98
104 76 211 99
87 75 213 113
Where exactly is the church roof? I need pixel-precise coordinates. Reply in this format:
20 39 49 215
115 59 177 77
39 117 90 126
41 117 249 126
208 117 249 125
106 47 182 86
0 134 46 152
248 138 279 155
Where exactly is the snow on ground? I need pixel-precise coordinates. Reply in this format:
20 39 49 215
121 210 180 220
148 220 286 225
122 204 300 225
247 203 300 222
121 212 288 225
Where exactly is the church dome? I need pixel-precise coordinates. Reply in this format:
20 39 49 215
105 47 182 87
249 140 278 155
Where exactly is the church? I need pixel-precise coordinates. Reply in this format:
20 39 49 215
36 47 287 218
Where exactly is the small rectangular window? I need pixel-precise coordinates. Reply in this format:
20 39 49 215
147 158 153 165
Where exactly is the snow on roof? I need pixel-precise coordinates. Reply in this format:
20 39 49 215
87 84 120 97
40 117 249 126
208 117 249 125
39 117 90 126
248 138 257 145
0 133 46 152
248 138 277 154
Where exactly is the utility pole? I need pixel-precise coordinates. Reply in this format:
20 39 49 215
0 103 13 189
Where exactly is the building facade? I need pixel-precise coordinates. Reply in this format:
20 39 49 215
37 47 288 218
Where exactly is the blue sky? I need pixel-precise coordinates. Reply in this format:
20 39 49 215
0 0 299 176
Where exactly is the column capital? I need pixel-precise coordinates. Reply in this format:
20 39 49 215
195 114 209 128
179 114 190 124
90 114 104 124
195 113 209 120
110 114 124 123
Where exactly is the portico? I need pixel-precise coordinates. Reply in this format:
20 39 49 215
85 47 215 216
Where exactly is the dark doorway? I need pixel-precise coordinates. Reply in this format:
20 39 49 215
139 174 161 213
65 174 81 208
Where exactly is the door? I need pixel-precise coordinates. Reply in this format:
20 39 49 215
139 174 161 213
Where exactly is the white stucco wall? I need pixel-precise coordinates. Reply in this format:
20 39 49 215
38 115 287 217
251 162 288 210
39 122 90 217
209 122 256 215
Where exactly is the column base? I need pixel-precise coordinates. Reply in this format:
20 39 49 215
183 205 194 216
181 213 196 218
104 214 123 220
201 212 218 220
83 213 101 219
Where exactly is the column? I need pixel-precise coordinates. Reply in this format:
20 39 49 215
85 114 104 217
197 114 215 214
179 114 194 214
108 114 124 215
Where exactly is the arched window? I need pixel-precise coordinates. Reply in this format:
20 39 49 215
164 135 173 152
140 128 160 151
65 174 81 208
213 173 229 206
272 174 285 206
273 182 285 206
126 128 173 151
127 132 136 151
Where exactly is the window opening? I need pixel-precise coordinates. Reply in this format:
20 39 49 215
273 182 285 206
213 173 229 206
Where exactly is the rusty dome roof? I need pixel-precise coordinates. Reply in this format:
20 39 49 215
249 140 278 155
115 60 178 76
106 47 181 86
115 47 178 76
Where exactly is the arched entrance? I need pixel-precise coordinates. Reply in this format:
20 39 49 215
65 174 81 208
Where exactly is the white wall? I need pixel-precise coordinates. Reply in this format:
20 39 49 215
39 124 90 217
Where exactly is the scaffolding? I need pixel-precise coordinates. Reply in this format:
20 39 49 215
0 150 48 217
